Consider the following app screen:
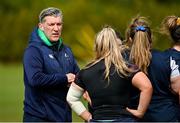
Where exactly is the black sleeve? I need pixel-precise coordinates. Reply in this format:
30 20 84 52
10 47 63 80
128 63 141 81
75 71 86 89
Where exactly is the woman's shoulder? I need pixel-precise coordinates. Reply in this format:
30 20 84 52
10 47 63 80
151 49 162 55
151 49 169 61
164 48 180 59
81 59 105 72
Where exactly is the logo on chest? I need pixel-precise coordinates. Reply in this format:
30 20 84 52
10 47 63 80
65 53 69 58
48 53 70 60
49 54 54 59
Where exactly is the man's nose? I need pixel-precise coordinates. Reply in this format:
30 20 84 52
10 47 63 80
54 25 59 31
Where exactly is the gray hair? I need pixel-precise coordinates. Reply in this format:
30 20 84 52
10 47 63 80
39 7 63 23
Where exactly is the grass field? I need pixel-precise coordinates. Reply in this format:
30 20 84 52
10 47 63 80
0 63 83 122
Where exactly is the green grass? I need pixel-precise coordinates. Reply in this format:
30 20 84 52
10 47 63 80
0 63 84 122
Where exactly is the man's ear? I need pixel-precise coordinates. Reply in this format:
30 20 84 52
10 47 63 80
38 23 44 31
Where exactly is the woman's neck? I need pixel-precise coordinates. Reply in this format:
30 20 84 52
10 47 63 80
173 45 180 51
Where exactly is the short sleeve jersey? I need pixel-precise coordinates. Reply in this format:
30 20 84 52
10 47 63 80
167 48 180 78
75 59 139 108
142 49 179 122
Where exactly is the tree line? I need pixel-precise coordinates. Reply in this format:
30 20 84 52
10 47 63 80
0 0 180 63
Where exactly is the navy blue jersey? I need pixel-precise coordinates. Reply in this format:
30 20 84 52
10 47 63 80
142 49 179 122
166 48 180 78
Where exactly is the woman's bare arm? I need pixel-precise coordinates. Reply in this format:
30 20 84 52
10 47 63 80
127 72 153 118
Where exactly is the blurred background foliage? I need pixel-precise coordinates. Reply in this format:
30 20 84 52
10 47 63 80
0 0 180 121
0 0 180 64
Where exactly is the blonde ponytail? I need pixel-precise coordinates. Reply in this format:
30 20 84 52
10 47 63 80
126 16 152 74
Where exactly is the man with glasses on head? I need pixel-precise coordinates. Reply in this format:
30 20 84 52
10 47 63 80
23 7 79 122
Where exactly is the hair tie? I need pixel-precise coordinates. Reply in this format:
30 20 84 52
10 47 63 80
135 26 146 32
176 17 180 26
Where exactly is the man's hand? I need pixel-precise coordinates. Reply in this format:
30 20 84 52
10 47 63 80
66 73 76 84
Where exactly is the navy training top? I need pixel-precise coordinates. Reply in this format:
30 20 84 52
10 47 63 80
142 49 179 122
23 27 79 121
